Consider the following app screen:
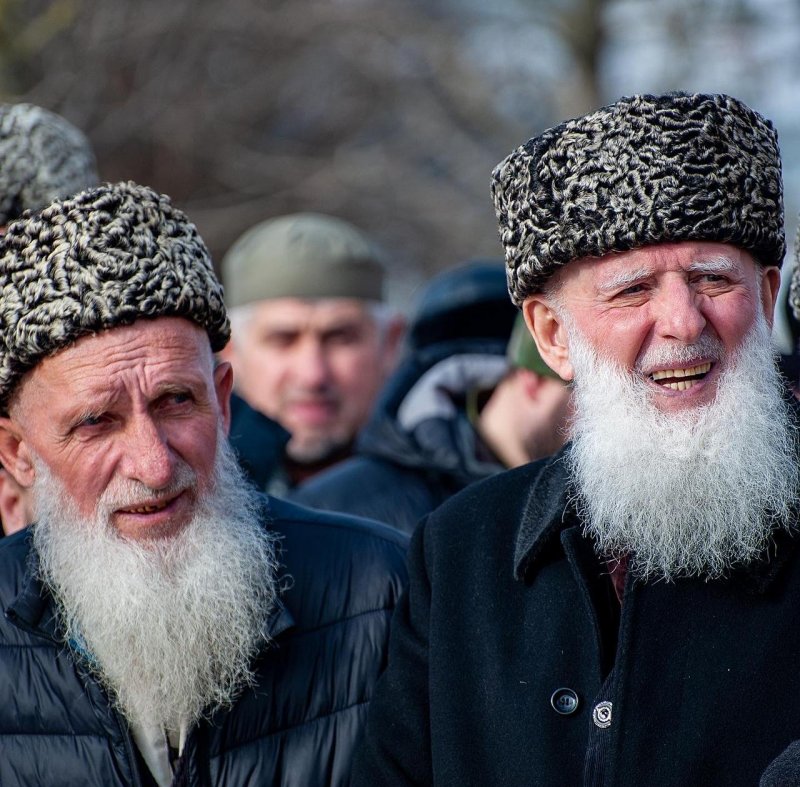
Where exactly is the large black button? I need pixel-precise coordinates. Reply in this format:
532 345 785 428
550 688 579 715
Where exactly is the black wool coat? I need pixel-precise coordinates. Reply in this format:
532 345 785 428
352 449 800 787
0 496 408 787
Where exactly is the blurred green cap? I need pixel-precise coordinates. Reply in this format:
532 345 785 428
506 312 561 379
222 212 385 307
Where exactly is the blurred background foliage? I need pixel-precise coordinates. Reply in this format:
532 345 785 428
2 0 799 329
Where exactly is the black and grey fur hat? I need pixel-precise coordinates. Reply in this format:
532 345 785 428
491 92 785 305
0 103 99 225
0 181 230 411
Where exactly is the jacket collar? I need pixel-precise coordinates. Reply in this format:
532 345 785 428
513 446 573 582
265 599 295 640
6 540 61 643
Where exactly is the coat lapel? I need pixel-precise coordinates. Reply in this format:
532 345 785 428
513 446 573 582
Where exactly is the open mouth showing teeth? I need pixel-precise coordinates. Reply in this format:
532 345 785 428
649 362 712 391
120 499 172 515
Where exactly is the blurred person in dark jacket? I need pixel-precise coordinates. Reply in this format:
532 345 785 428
220 213 404 495
0 101 99 536
0 182 407 787
292 266 571 532
352 93 800 787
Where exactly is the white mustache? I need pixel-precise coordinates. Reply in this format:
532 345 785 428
95 464 197 519
634 332 723 373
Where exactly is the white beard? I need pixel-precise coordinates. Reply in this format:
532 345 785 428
566 310 800 582
31 435 279 734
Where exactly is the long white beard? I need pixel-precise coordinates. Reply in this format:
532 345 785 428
566 311 799 582
31 436 279 733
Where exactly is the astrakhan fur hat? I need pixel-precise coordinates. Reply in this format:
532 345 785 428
0 181 230 411
491 92 785 305
0 103 99 225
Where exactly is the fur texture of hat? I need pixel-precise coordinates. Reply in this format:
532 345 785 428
0 103 99 225
491 92 785 305
0 181 230 411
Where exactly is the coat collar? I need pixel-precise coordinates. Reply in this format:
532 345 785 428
513 446 573 582
6 544 62 643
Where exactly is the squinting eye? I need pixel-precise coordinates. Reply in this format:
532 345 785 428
161 392 193 409
76 414 107 430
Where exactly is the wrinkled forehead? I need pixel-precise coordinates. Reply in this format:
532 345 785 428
9 317 215 417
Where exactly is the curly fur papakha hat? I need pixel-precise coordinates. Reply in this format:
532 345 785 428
0 180 230 411
491 92 785 305
0 103 99 225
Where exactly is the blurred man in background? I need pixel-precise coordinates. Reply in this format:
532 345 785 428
0 102 99 535
293 263 571 532
221 212 404 494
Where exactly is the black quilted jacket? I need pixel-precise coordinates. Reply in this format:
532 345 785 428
0 495 408 786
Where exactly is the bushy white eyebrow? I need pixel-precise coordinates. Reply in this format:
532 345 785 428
597 255 739 295
597 266 654 294
687 255 738 274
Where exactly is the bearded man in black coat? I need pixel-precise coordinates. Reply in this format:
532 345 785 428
352 92 800 787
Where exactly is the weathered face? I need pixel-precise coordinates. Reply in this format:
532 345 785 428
227 297 400 462
0 317 233 542
524 241 781 413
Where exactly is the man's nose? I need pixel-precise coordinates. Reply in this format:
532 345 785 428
293 339 332 388
120 416 176 489
653 280 707 344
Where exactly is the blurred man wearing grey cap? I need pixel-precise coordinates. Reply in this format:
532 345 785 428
0 102 100 535
293 264 571 533
221 213 404 492
353 93 800 787
0 182 407 786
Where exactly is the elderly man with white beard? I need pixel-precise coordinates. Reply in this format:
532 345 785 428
351 93 800 787
0 181 408 787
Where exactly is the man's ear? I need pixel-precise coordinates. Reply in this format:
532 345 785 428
0 417 35 488
218 338 236 365
380 316 406 376
522 297 574 382
759 266 781 328
213 362 235 436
